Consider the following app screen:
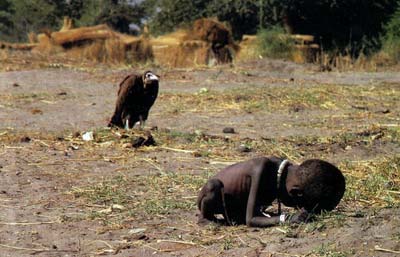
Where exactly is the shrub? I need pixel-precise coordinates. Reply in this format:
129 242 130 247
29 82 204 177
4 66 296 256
256 26 295 59
381 5 400 62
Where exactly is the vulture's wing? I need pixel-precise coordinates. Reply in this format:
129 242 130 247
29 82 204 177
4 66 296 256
109 74 143 127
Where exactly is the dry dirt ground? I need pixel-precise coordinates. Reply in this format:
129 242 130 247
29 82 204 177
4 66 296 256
0 52 399 256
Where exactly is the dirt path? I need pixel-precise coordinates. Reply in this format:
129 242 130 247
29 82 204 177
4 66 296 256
0 58 399 256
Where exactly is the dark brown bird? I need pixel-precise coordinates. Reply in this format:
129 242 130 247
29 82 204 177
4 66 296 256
108 71 159 129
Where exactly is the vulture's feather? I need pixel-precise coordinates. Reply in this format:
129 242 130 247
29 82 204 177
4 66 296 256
109 71 159 129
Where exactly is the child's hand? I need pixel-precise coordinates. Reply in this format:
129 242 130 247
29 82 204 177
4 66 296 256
288 209 310 224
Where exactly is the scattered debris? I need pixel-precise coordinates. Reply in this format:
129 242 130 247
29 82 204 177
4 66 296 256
376 108 390 114
198 88 209 94
98 204 125 214
68 144 79 150
222 127 235 134
31 109 43 115
351 105 369 110
237 144 251 153
20 136 31 143
122 142 132 148
131 133 156 148
194 130 204 137
289 104 306 113
82 131 94 141
128 228 146 234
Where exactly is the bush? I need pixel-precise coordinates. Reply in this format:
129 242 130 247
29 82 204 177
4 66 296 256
256 26 295 59
283 0 398 55
382 6 400 62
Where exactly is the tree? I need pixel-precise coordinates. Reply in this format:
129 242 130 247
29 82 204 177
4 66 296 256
382 3 400 61
75 0 146 34
10 0 59 41
94 0 145 33
207 0 259 40
144 0 211 35
0 0 14 41
281 0 398 54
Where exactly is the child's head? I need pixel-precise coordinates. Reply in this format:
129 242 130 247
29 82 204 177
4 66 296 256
286 159 346 213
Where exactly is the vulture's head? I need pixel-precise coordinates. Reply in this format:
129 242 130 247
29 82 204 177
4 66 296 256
143 71 159 88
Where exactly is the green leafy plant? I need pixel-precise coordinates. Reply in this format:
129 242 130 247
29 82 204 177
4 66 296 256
256 26 295 59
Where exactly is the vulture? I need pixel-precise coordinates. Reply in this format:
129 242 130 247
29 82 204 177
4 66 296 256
108 71 159 129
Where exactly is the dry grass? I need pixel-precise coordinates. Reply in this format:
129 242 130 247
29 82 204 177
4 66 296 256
0 65 399 255
158 83 400 114
318 52 381 72
236 35 259 62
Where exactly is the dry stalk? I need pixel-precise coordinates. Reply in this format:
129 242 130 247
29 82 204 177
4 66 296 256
159 146 195 153
0 243 50 252
374 245 400 254
139 158 165 174
0 220 59 225
156 239 207 249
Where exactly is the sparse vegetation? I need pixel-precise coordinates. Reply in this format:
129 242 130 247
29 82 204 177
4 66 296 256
313 243 353 257
257 26 295 60
382 4 400 63
71 172 208 226
0 48 399 255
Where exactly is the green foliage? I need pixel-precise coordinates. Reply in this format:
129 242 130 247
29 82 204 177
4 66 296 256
74 0 102 27
256 26 294 59
382 4 400 61
313 243 352 257
0 0 399 57
143 0 398 55
10 0 59 41
344 156 400 208
282 0 398 54
2 0 85 41
94 0 145 33
0 0 14 41
146 0 210 35
71 0 146 33
207 0 259 40
0 0 146 41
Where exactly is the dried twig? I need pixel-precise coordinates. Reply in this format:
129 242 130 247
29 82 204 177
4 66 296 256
236 235 248 247
260 250 305 257
32 139 50 147
275 227 288 234
0 220 59 226
209 160 238 166
0 204 17 208
156 239 207 249
159 146 195 153
140 158 165 174
374 245 400 254
0 243 50 252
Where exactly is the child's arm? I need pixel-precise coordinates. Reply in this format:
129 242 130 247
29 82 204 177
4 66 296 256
245 160 280 227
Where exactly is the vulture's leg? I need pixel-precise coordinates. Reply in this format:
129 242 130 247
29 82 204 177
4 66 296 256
124 114 131 130
124 120 130 130
139 115 145 130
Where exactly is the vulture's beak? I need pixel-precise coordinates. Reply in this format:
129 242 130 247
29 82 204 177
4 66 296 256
144 73 159 86
148 73 159 81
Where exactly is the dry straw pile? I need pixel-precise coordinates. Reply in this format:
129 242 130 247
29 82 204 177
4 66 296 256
3 17 239 67
151 18 239 67
1 17 153 64
34 18 153 64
